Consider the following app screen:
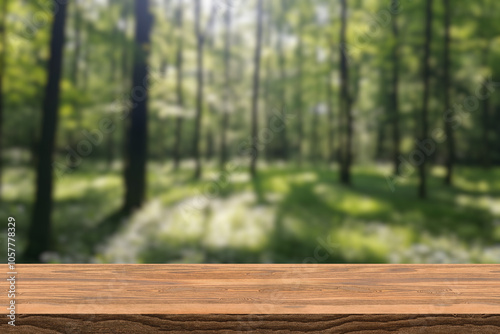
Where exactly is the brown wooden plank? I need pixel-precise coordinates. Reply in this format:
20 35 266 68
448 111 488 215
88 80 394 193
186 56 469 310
2 314 500 333
2 264 500 314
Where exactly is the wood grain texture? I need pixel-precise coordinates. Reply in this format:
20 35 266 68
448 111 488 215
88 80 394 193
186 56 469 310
2 264 500 314
2 314 500 333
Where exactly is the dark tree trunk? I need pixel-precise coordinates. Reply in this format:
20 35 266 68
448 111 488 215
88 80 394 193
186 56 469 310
192 0 204 179
123 0 153 214
391 0 401 175
443 0 454 185
173 1 184 170
220 8 231 171
339 0 352 185
0 0 7 198
295 14 304 166
418 0 433 199
24 0 68 262
250 0 263 177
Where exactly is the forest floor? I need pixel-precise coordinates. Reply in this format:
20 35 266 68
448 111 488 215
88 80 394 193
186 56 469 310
2 160 500 263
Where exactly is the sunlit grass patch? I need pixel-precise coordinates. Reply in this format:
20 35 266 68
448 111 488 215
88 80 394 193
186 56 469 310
327 221 413 263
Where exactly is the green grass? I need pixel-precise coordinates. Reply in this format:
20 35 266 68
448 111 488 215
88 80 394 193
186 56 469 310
2 160 500 264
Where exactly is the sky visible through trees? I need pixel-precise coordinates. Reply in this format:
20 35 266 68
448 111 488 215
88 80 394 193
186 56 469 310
0 0 500 264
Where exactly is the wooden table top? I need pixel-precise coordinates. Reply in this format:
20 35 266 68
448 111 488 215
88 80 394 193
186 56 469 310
3 264 500 314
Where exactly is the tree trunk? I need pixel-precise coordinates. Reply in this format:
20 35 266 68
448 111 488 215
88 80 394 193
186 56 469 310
82 16 91 93
220 8 231 171
326 34 335 164
277 0 288 161
120 8 131 176
24 0 68 262
107 26 119 170
339 0 352 185
391 0 401 175
311 35 322 164
192 0 204 179
173 0 184 170
0 0 7 198
123 0 153 213
481 86 491 168
250 0 263 177
443 0 454 185
295 14 304 166
418 0 433 199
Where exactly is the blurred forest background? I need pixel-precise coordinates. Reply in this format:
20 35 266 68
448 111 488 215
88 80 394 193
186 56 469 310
1 0 500 263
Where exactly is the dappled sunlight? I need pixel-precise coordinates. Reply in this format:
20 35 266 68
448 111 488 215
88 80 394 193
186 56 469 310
267 176 291 193
456 194 500 216
2 167 34 200
454 174 493 194
325 221 500 264
314 183 391 217
395 232 500 263
327 221 413 263
229 172 251 184
204 193 275 250
97 192 276 263
3 163 499 264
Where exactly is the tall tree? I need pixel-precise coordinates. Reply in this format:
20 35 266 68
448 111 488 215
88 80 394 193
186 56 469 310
295 12 304 166
220 7 231 171
24 0 68 262
0 0 7 198
326 32 335 164
250 0 263 177
311 36 323 163
391 0 401 175
418 0 433 199
192 0 204 179
263 1 273 162
107 19 120 170
339 0 352 185
276 0 288 160
375 66 389 161
480 42 492 169
123 0 153 213
205 39 215 162
172 0 184 170
443 0 454 184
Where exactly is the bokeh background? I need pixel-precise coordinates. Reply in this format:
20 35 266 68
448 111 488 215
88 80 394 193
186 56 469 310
1 0 500 263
